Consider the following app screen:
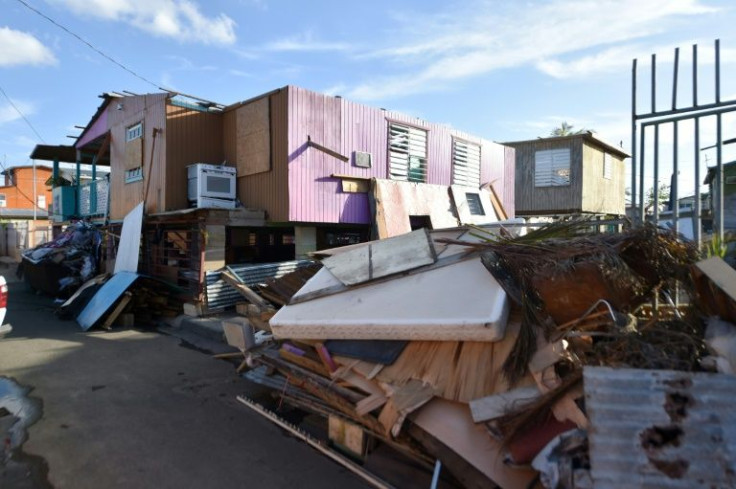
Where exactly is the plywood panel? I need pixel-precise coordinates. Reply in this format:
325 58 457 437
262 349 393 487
236 98 271 176
224 90 288 221
124 137 142 170
580 141 626 215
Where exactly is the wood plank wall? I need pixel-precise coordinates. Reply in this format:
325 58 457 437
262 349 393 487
511 138 583 215
107 93 168 220
164 104 224 211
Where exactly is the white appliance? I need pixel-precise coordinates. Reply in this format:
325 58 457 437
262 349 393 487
187 163 237 209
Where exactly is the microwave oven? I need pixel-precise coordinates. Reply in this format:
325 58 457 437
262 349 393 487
187 163 236 205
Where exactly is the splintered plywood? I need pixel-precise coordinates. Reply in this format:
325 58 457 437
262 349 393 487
124 137 143 170
411 398 537 489
236 98 271 176
372 179 459 239
322 228 436 286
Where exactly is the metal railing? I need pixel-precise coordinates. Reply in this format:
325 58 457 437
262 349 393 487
78 178 109 217
631 39 732 245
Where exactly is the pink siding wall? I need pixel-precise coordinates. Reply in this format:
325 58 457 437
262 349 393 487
286 85 512 224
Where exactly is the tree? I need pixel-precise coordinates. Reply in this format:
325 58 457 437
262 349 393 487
550 121 587 137
645 184 671 210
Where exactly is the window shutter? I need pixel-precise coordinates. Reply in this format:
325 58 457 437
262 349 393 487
452 139 481 187
389 123 427 182
535 148 570 187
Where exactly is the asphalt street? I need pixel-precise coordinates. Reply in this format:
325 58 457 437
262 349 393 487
0 278 369 489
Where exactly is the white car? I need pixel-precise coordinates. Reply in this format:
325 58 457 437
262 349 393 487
0 276 9 337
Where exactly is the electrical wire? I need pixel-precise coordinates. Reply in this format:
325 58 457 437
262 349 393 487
0 158 49 213
14 0 162 91
0 84 45 143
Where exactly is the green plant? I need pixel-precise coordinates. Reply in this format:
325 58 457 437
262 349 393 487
702 234 731 259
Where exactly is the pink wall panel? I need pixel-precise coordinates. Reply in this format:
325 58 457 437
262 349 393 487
286 86 514 224
76 108 108 148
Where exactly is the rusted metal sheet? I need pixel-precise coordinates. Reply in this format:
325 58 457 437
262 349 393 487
584 366 736 489
205 260 312 311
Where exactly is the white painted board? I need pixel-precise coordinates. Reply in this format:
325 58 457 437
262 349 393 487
114 202 144 274
271 256 509 342
322 228 436 286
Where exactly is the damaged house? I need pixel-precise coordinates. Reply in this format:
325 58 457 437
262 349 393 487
30 86 515 312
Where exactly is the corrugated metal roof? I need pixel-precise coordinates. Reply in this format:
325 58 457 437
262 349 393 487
584 366 736 489
205 260 313 311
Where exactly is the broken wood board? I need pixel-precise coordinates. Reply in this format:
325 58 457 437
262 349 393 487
410 398 537 489
693 256 736 323
271 256 509 342
321 228 436 286
221 270 270 309
77 272 139 331
114 202 144 274
488 184 508 221
100 291 133 331
379 379 436 437
469 386 540 423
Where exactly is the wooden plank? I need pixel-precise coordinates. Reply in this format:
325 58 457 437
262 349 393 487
101 291 133 331
488 184 508 220
220 270 270 309
468 386 540 423
321 228 437 286
696 257 736 303
307 137 349 162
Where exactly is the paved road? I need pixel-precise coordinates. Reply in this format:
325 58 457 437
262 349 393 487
0 280 368 489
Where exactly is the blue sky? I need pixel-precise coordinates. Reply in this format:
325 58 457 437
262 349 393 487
1 0 734 196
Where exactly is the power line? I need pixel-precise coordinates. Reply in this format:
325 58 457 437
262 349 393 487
0 158 48 213
15 0 161 90
0 84 45 143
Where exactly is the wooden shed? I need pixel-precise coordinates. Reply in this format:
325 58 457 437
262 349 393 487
504 132 629 217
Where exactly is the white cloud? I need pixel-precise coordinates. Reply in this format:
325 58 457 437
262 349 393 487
0 27 57 67
264 31 351 52
537 42 736 79
50 0 236 45
346 0 719 100
229 69 253 78
0 100 35 125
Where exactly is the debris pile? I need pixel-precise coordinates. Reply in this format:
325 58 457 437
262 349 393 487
18 221 102 296
221 221 736 489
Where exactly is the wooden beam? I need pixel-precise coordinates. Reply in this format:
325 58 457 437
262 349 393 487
100 291 132 331
220 270 270 309
307 136 349 162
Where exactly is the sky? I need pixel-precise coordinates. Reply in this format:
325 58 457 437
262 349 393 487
1 0 735 200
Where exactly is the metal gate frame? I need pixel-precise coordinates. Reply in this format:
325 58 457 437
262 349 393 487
631 39 733 245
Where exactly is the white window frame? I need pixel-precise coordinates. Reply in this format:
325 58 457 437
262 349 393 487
603 153 612 180
126 122 143 142
388 122 427 183
535 148 571 187
452 139 481 187
125 167 143 183
0 194 6 208
37 195 46 209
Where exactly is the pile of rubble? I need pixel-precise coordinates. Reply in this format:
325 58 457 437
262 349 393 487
18 221 102 296
221 221 736 489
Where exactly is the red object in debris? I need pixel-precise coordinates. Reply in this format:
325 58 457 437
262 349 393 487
507 416 578 465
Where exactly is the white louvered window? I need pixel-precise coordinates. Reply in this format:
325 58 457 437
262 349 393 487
452 139 481 187
535 148 571 187
126 122 143 142
603 153 612 180
389 123 427 182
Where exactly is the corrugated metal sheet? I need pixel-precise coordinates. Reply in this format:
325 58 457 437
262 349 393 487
286 85 513 225
584 366 736 489
205 260 312 310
